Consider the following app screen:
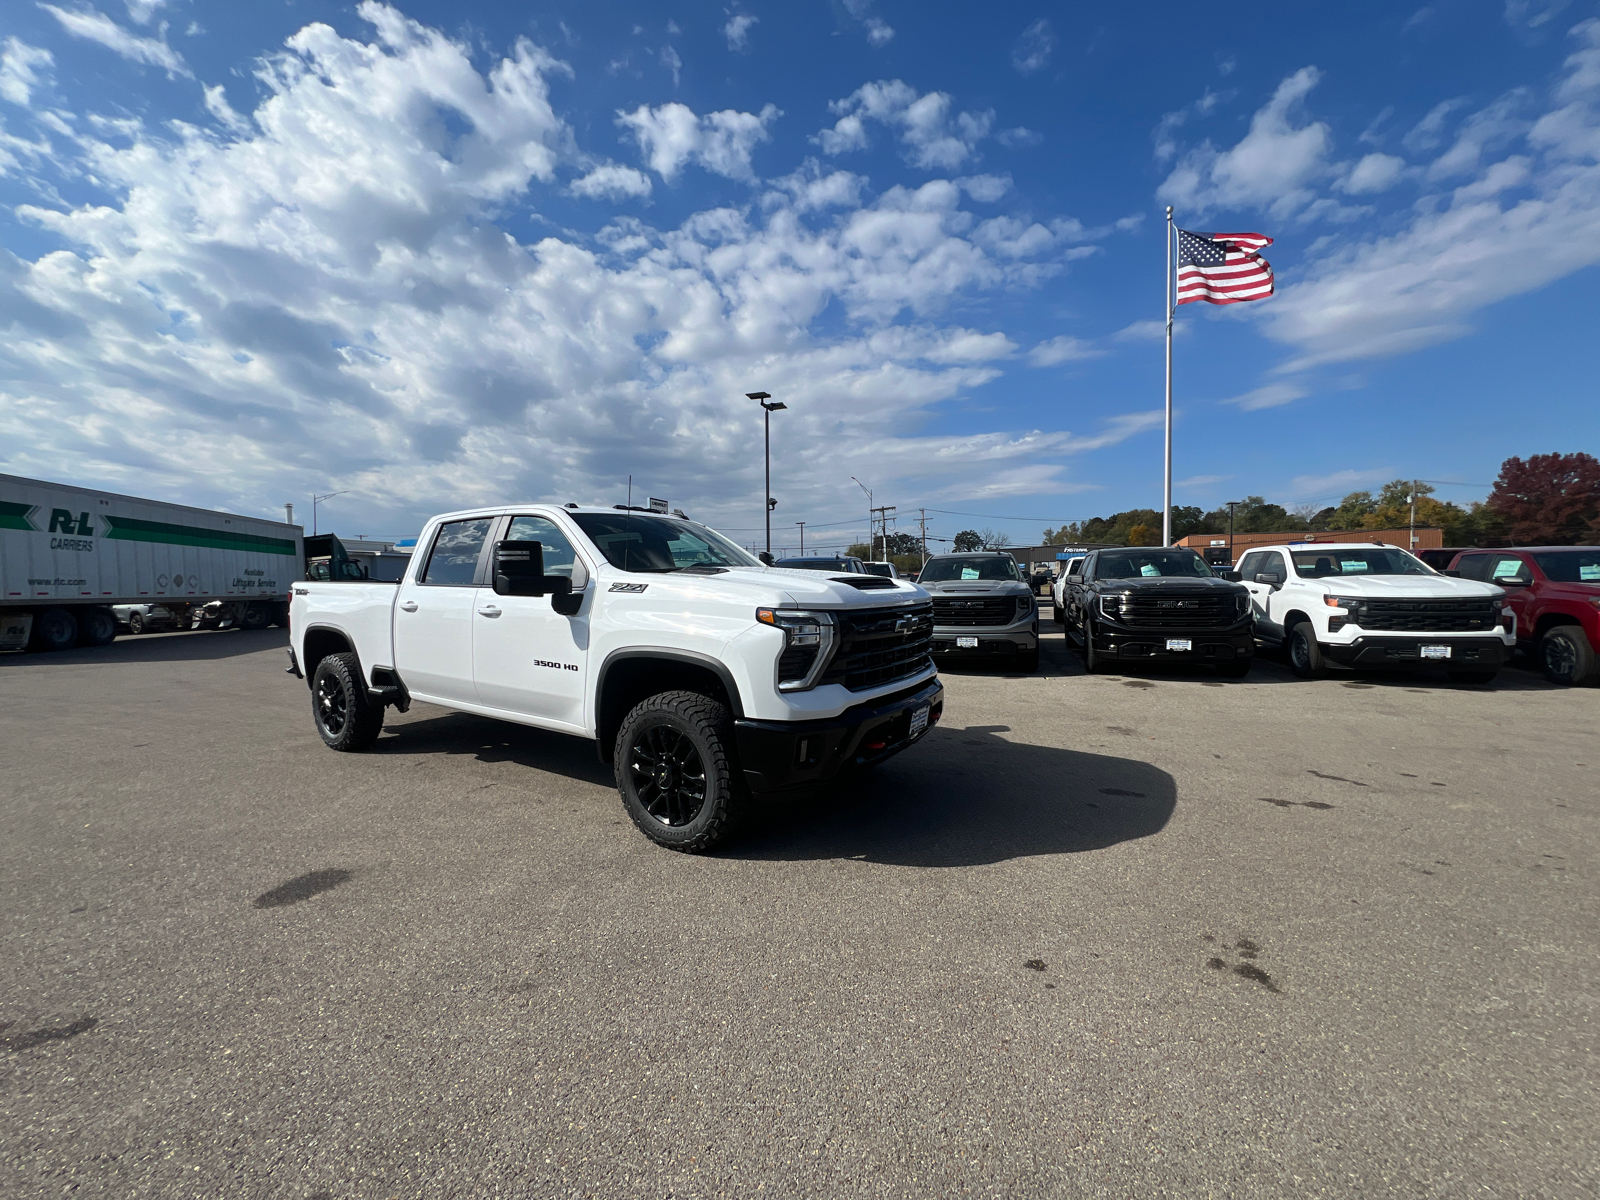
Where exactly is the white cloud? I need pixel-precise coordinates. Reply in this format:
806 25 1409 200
1177 473 1233 488
1288 468 1394 501
816 80 994 170
996 126 1041 148
618 100 779 181
1028 335 1101 366
124 0 165 23
659 44 681 87
1220 382 1309 410
38 4 189 76
842 0 894 46
723 13 757 51
570 162 652 200
1340 151 1407 193
0 4 1111 533
1402 98 1467 153
1012 19 1055 75
1505 0 1571 29
1158 67 1332 219
202 83 249 135
0 38 54 107
1263 18 1600 372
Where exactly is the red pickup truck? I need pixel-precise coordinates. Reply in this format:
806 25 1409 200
1447 547 1600 685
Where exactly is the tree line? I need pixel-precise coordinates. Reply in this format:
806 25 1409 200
1038 452 1600 549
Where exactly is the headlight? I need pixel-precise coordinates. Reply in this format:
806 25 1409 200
1235 592 1251 616
1098 593 1126 621
1016 593 1034 618
756 608 835 691
1322 595 1362 611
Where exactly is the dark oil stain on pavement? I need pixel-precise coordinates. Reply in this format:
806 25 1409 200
1105 725 1139 735
1232 963 1282 993
253 869 353 909
1258 798 1335 810
1341 682 1373 689
1202 936 1282 994
1234 939 1260 959
1023 959 1046 972
1122 680 1156 689
1100 788 1146 797
3 1016 99 1053
1307 770 1369 787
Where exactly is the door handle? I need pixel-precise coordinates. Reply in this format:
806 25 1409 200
400 601 418 612
477 605 502 617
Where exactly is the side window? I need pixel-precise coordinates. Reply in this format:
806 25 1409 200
420 518 493 586
1237 551 1266 579
506 516 588 587
1454 553 1489 581
1487 554 1531 584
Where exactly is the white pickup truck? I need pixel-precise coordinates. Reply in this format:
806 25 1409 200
288 504 943 851
1236 541 1514 683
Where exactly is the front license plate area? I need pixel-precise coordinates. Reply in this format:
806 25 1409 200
908 705 929 738
1166 638 1193 651
956 636 979 649
1420 644 1452 659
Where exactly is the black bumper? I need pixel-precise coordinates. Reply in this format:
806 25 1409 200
734 676 944 794
1091 622 1254 661
1321 636 1512 667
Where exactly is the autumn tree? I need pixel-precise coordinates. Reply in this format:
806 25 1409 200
1488 452 1600 545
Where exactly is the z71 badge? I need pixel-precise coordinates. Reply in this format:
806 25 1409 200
609 582 649 593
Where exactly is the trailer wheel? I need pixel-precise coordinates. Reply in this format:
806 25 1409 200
615 690 741 853
311 652 384 751
241 603 271 631
28 607 78 652
77 607 117 647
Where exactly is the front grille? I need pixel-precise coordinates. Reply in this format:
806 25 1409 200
932 597 1015 627
1117 593 1239 629
778 645 818 683
1357 599 1499 632
820 602 934 691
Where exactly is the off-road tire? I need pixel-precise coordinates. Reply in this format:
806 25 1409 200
77 607 117 647
241 603 271 631
1215 657 1253 678
1286 622 1327 680
1447 667 1499 686
1538 625 1596 686
311 652 384 751
128 611 146 635
615 690 741 853
28 607 78 652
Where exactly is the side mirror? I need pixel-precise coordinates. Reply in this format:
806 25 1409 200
758 551 775 566
1496 576 1530 587
1442 569 1462 577
1255 571 1284 587
1218 569 1242 582
493 540 571 597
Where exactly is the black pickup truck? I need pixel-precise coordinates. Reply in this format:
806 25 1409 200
1059 547 1254 676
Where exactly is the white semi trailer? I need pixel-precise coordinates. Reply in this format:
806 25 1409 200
0 473 303 652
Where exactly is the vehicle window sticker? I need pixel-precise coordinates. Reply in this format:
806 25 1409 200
1582 565 1600 581
1339 559 1368 572
961 566 979 579
1490 558 1524 580
1140 563 1159 576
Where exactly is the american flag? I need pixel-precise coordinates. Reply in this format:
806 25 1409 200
1176 230 1274 306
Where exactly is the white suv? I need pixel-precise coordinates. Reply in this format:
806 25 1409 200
1237 542 1513 683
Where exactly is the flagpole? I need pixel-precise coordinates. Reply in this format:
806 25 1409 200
1163 205 1174 547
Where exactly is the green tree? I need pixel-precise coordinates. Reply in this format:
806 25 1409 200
1171 505 1213 538
845 542 872 559
1325 491 1377 529
953 530 983 552
1125 524 1159 546
883 532 921 556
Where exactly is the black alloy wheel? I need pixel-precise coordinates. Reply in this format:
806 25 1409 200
311 652 384 751
614 690 741 852
1539 625 1595 686
1080 620 1104 673
316 672 349 737
628 725 709 827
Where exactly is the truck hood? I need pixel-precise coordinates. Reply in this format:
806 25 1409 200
1307 576 1504 600
920 580 1031 596
595 565 926 609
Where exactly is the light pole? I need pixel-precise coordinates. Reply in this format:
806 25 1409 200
311 490 349 536
796 521 805 556
748 392 786 558
1226 500 1240 566
851 477 872 559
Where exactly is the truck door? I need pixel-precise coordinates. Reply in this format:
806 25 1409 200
1481 552 1535 639
472 514 590 728
393 517 495 705
1238 551 1284 640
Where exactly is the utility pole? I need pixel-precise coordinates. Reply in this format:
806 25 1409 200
1226 500 1240 566
918 508 929 566
1409 479 1418 551
796 521 805 555
870 505 895 562
311 490 349 537
748 392 786 557
851 477 872 558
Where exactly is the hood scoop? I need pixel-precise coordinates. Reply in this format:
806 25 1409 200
829 575 897 590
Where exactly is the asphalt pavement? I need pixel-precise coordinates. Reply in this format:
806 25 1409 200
2 626 1596 1198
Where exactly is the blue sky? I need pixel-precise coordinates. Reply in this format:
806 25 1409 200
1 0 1596 551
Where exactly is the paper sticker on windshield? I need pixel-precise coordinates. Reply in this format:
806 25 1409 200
1581 565 1600 581
961 567 979 579
1340 560 1369 572
1141 564 1159 576
609 582 649 593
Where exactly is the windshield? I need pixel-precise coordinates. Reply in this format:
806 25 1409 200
919 556 1021 583
1531 550 1600 583
1094 550 1213 580
1291 548 1433 577
570 512 758 572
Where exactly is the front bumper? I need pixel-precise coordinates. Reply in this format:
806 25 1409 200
931 619 1038 659
734 676 944 793
1321 635 1512 667
1091 620 1254 661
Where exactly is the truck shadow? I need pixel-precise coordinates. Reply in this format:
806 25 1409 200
729 722 1176 868
0 628 287 667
